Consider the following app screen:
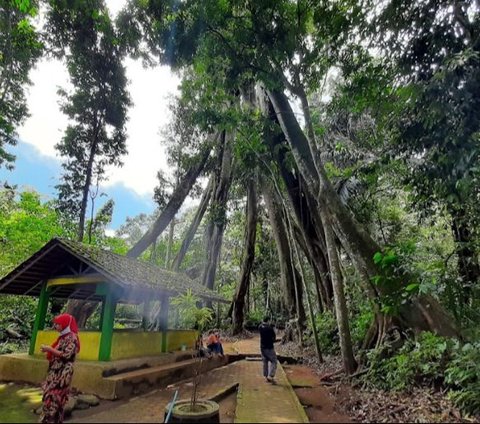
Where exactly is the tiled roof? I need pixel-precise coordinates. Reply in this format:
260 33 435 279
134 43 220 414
0 238 228 303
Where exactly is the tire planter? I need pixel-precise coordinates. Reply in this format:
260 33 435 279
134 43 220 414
164 400 220 423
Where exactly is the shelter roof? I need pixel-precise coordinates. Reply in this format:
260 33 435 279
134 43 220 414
0 238 228 304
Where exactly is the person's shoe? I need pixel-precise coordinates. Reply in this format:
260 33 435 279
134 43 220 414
266 376 273 382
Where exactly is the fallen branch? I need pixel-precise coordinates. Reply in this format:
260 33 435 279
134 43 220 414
349 368 369 379
319 369 344 381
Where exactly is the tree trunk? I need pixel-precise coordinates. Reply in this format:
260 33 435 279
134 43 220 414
78 137 98 243
69 131 99 322
293 226 326 313
127 144 213 258
65 300 99 329
451 211 480 305
172 176 213 271
149 237 157 262
232 179 258 334
260 94 334 311
165 218 175 268
322 210 356 374
265 86 459 338
277 154 334 310
202 131 233 291
263 180 306 328
288 218 324 363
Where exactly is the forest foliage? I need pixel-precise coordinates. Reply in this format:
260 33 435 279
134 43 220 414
1 0 479 416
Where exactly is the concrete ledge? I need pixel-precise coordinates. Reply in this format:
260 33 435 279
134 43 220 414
208 382 239 402
108 355 229 399
0 351 205 400
276 364 310 423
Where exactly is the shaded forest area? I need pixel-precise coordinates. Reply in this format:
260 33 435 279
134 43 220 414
1 0 479 420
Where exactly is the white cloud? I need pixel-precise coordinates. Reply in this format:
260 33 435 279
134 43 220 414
18 59 69 158
18 1 180 197
103 59 180 195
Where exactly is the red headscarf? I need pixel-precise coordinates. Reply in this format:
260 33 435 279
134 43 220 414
47 313 80 361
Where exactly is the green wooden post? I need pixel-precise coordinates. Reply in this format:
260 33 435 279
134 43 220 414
29 282 49 355
96 283 108 331
98 290 116 361
159 295 170 353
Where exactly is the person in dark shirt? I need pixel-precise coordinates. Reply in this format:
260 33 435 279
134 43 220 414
258 316 277 382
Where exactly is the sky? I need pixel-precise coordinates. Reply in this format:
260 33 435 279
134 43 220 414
0 1 182 231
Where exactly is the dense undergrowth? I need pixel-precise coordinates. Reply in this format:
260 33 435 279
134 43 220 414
362 332 480 415
309 309 480 416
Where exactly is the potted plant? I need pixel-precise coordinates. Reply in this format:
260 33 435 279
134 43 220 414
164 291 220 423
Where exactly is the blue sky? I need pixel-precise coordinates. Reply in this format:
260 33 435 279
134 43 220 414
0 142 156 230
1 2 179 232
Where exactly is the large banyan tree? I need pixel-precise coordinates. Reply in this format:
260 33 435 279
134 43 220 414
110 0 479 373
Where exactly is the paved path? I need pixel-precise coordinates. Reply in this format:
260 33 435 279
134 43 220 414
223 337 262 356
71 336 308 423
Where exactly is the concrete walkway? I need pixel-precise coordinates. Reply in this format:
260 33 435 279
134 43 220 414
224 336 308 423
71 336 308 423
234 360 308 423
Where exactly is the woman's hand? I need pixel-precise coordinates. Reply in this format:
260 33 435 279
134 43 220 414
40 345 52 353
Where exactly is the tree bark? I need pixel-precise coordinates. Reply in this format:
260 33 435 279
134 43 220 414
262 95 334 310
202 131 233 291
127 143 213 258
265 86 459 338
263 180 306 328
277 152 334 310
165 218 175 268
451 211 480 305
78 111 104 243
65 300 99 329
322 209 357 374
232 178 258 334
172 176 213 271
78 138 98 242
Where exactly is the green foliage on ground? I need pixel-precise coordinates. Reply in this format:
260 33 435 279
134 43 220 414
309 310 339 356
362 332 480 415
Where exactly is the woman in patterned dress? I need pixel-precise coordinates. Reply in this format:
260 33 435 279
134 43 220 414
40 313 80 423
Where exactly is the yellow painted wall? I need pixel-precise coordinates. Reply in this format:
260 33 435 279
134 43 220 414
46 275 104 287
34 331 100 361
110 331 163 360
34 329 198 361
166 330 198 352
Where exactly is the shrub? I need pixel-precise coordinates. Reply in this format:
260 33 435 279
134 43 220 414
245 310 264 328
362 332 480 415
310 310 339 355
445 341 480 415
171 289 213 331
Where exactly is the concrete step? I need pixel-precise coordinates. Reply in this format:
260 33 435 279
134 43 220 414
105 355 229 399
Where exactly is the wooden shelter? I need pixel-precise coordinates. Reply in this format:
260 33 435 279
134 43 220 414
0 238 227 361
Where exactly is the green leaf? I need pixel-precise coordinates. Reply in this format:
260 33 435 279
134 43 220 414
405 283 419 292
373 252 383 264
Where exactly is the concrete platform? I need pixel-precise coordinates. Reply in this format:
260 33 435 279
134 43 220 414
105 355 229 399
72 360 309 423
0 352 227 400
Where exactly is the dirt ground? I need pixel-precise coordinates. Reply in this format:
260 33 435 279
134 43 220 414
217 391 236 423
283 364 351 423
277 340 479 423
